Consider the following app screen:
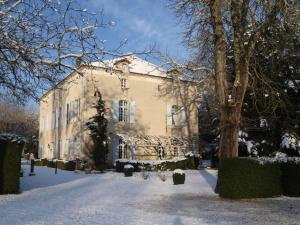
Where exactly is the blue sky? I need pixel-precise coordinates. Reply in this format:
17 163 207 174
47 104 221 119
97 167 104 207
28 0 188 109
86 0 189 61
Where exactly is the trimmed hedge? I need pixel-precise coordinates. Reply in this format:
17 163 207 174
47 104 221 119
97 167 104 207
47 160 76 171
35 159 76 171
34 158 48 166
0 136 25 194
217 158 282 199
280 162 300 197
124 166 134 177
116 157 198 172
173 173 185 185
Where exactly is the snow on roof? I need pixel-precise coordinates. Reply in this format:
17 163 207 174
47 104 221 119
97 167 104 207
0 133 25 143
91 55 168 78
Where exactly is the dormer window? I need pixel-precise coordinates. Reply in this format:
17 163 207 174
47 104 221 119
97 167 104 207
122 64 129 73
121 78 127 89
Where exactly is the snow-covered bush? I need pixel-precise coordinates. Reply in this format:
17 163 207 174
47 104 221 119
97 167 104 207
142 170 150 180
172 169 185 185
238 130 260 156
157 171 166 182
35 158 76 171
34 158 48 166
115 157 198 173
281 133 300 155
124 164 134 177
217 158 282 199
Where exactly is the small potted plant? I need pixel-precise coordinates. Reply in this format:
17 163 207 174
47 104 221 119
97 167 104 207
173 169 185 185
124 164 134 177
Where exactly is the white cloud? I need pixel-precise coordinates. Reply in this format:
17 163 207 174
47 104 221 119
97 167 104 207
87 0 188 59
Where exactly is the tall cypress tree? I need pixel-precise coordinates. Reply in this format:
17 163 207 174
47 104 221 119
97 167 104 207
86 90 108 170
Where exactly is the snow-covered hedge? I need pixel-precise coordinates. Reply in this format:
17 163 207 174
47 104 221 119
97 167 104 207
217 157 300 199
251 156 300 165
173 169 185 175
115 157 198 172
281 161 300 197
34 158 48 166
217 158 282 199
0 133 25 194
124 164 134 169
34 158 76 171
0 133 25 144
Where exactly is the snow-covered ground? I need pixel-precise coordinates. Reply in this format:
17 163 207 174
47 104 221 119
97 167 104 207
0 164 299 225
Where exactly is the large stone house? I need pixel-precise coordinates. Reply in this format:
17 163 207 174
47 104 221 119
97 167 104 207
38 55 199 165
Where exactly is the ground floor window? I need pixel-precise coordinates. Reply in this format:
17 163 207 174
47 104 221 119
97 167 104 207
118 139 128 159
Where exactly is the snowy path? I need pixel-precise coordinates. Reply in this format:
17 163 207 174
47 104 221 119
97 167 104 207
0 165 299 225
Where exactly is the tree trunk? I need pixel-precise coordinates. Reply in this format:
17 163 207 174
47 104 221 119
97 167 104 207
219 106 241 158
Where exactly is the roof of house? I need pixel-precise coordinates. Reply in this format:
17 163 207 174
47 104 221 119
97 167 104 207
40 55 193 100
91 55 168 78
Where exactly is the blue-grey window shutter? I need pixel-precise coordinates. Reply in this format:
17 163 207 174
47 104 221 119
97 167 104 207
180 107 187 125
112 99 119 122
130 101 136 124
167 104 172 125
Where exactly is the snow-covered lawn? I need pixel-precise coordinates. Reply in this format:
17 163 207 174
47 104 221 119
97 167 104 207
0 165 299 225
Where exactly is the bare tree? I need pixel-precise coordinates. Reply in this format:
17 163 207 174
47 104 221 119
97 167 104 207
171 0 299 158
0 0 131 102
0 96 39 155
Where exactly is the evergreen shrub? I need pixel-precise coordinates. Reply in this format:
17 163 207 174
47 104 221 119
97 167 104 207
217 158 282 199
280 162 300 197
173 169 185 185
116 157 197 172
0 135 25 194
124 164 134 177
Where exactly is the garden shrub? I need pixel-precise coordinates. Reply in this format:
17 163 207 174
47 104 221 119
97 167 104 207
115 157 198 173
124 164 134 177
57 160 76 171
46 160 76 171
280 162 300 197
173 169 185 185
0 134 25 194
47 160 55 168
218 158 282 199
34 158 48 166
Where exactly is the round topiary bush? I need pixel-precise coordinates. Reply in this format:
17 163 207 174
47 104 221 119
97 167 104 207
173 169 185 185
217 158 282 199
124 164 134 177
280 162 300 197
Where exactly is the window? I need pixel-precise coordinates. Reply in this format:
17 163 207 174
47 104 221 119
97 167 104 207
121 78 127 89
171 105 179 125
118 139 128 159
122 64 129 73
66 98 80 124
119 100 128 122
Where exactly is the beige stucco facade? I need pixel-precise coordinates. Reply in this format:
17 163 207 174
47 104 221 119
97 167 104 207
39 56 199 165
